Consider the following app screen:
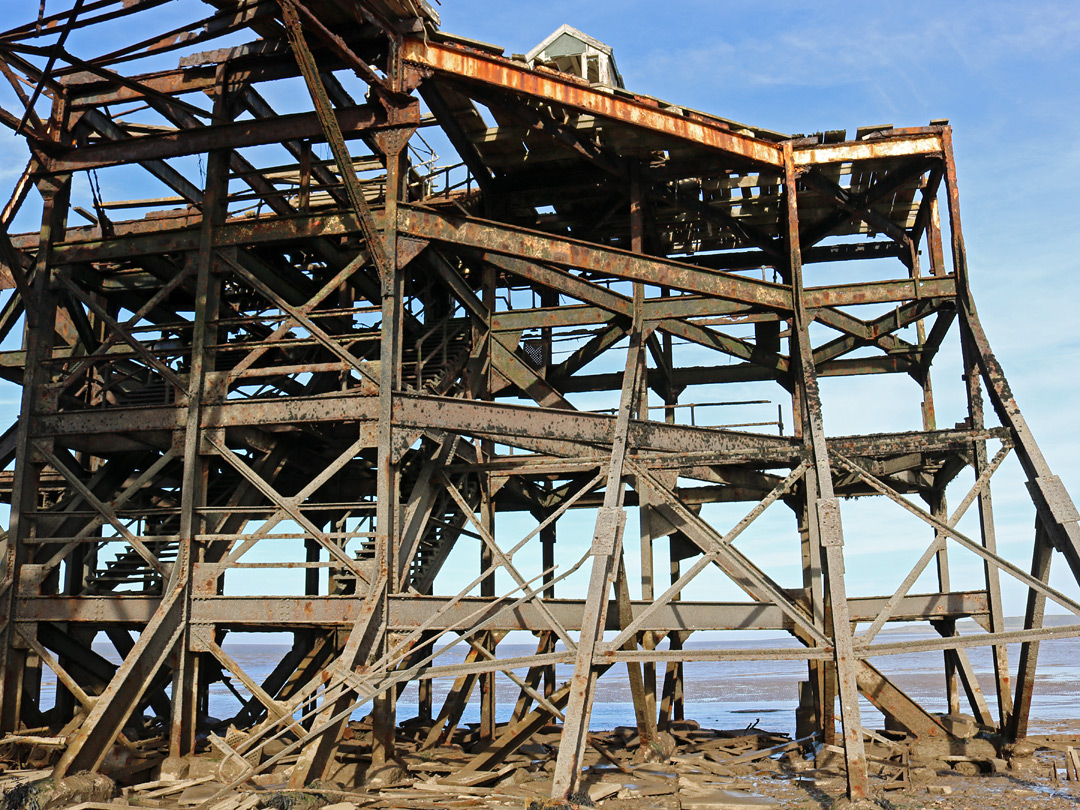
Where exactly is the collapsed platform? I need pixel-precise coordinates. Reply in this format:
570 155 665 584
0 0 1079 804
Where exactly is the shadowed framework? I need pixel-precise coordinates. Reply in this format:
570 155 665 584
0 0 1077 802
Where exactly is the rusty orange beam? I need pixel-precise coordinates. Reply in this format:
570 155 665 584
793 130 945 166
401 37 783 168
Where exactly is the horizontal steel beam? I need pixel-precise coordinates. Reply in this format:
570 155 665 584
37 206 954 317
35 393 378 436
14 591 989 630
40 106 387 172
32 393 1005 475
793 130 945 166
395 393 800 460
401 37 784 167
397 205 793 310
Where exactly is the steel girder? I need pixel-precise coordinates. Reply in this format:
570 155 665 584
0 1 1075 803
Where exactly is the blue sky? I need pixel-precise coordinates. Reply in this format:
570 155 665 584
1 1 1079 620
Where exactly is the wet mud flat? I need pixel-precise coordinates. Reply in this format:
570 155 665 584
4 720 1080 810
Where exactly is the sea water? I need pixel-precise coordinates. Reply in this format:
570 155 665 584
39 626 1080 736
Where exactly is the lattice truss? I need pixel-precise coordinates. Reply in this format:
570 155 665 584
0 0 1077 802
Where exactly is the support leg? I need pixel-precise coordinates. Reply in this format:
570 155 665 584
784 143 867 799
1009 519 1054 741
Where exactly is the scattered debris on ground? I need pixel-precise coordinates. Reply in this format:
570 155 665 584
3 719 1078 810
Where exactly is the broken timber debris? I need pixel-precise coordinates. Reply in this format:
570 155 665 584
0 724 1067 810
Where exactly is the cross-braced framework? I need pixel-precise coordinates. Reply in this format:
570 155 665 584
0 0 1078 802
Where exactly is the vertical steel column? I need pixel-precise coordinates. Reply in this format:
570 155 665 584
911 232 961 716
922 192 994 725
539 280 559 690
625 164 657 745
930 493 961 717
417 676 433 724
539 277 560 689
170 79 229 759
478 260 498 742
278 0 412 780
1008 518 1054 740
370 114 410 773
638 490 656 717
613 552 655 745
941 132 1013 728
783 143 867 799
959 322 1012 729
795 481 827 741
541 514 556 698
658 544 685 729
657 327 683 729
0 171 68 733
305 538 320 597
54 540 92 724
918 240 965 718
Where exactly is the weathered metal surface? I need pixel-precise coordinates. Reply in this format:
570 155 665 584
400 38 785 167
41 106 389 172
15 591 990 629
0 1 1073 803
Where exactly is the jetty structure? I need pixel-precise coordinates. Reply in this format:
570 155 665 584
0 0 1078 802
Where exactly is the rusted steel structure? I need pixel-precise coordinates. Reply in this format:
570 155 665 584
0 0 1078 802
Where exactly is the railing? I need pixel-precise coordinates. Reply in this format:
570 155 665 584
412 319 469 391
413 161 476 200
595 399 785 434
